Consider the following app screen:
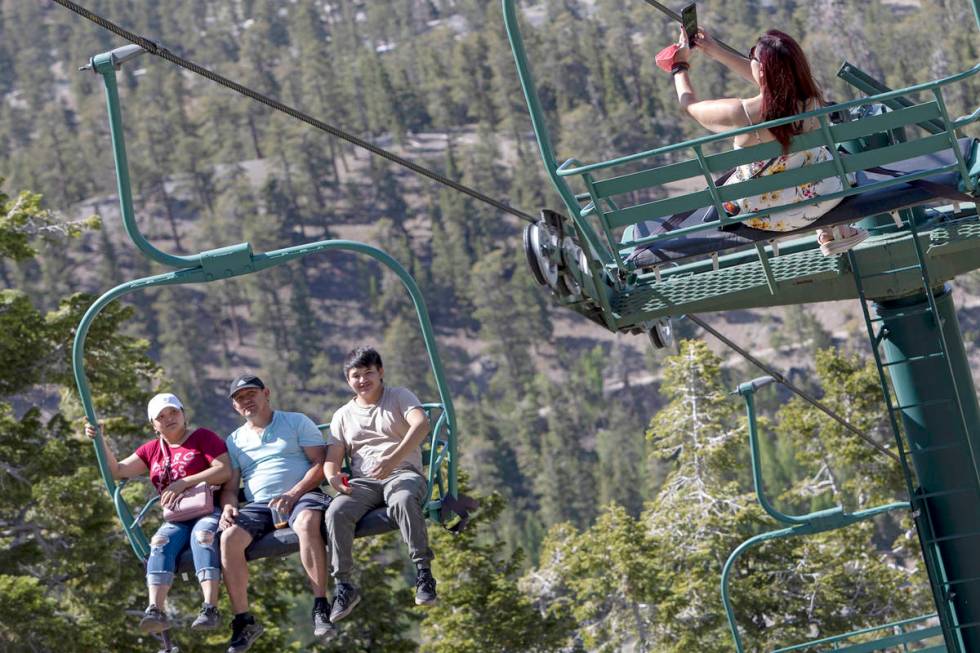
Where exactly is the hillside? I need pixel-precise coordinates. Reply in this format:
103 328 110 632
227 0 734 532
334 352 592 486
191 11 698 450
2 1 980 650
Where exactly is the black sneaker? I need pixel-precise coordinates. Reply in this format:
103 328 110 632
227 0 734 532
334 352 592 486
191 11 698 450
329 583 361 623
312 603 335 639
191 603 220 630
227 616 264 653
138 604 169 633
415 568 438 606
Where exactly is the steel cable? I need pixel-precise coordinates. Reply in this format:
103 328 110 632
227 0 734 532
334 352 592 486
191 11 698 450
51 0 536 224
689 314 900 463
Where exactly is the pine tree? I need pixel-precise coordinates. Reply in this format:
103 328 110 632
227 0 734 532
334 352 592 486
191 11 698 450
420 492 574 652
637 341 929 651
0 183 156 652
525 505 659 652
532 347 603 529
470 249 553 391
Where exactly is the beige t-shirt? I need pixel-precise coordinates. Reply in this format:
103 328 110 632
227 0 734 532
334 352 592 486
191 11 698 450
328 386 424 477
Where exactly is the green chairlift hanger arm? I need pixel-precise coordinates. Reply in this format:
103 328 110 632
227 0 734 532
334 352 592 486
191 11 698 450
74 46 459 562
721 376 916 653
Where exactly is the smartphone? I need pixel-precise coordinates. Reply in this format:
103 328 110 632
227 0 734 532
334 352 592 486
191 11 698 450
681 3 698 47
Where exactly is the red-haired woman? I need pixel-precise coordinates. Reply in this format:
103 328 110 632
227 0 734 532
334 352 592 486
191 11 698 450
671 28 866 255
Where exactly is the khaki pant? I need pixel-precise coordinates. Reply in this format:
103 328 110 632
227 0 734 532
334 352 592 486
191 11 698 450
325 470 433 583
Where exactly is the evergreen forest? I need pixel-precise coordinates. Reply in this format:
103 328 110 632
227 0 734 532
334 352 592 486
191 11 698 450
2 0 979 651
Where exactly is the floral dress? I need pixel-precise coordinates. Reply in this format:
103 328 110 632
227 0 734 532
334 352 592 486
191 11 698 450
725 100 848 232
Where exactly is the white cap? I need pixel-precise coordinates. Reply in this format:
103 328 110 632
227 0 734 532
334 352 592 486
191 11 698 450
147 393 183 421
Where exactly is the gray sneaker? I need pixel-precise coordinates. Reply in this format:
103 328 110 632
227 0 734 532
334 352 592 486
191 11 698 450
139 605 169 633
312 604 335 639
191 603 220 631
227 617 264 653
329 583 361 623
415 568 438 606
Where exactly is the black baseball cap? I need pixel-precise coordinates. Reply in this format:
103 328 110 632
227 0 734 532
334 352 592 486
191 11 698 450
229 373 266 399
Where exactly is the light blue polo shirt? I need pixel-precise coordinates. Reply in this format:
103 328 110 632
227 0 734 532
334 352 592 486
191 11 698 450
226 411 325 502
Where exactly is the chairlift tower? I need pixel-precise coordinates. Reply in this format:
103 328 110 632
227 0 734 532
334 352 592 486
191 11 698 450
505 0 980 650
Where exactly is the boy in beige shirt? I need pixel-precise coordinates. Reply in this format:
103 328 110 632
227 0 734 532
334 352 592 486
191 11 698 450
323 347 436 622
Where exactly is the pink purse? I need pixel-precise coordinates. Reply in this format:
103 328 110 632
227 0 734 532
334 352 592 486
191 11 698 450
159 437 215 523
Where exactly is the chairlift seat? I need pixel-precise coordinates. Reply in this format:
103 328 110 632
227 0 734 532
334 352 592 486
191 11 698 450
175 504 396 573
624 137 977 267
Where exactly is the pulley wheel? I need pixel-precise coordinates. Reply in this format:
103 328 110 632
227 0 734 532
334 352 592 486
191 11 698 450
522 222 559 289
523 223 548 286
648 318 673 349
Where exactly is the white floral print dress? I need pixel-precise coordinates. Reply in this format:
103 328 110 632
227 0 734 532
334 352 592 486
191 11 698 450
725 100 848 232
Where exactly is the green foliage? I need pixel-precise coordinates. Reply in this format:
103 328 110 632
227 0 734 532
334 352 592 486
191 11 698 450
0 290 47 394
532 347 604 528
647 339 743 478
527 505 659 652
595 409 647 517
0 574 100 653
771 304 835 351
521 341 933 651
642 340 751 651
776 348 906 508
645 341 927 651
0 181 99 261
471 249 552 391
420 492 574 653
0 186 158 650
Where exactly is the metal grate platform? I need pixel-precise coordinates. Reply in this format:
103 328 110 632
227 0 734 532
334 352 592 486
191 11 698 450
610 212 980 329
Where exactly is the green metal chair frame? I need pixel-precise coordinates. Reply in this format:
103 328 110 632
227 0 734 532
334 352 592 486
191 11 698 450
771 614 945 653
723 376 942 653
73 46 458 563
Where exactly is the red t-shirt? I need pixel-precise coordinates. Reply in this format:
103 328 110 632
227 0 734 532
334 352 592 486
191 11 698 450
135 428 228 494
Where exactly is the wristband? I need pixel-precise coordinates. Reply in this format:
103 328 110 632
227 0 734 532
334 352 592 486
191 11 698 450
671 62 690 75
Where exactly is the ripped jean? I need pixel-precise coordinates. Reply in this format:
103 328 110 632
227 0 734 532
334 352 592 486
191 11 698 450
146 511 221 586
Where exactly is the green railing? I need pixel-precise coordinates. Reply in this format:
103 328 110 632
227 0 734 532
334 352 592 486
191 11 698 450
570 73 978 269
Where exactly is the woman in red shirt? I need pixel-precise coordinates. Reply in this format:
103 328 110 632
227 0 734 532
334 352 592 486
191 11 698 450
86 393 230 634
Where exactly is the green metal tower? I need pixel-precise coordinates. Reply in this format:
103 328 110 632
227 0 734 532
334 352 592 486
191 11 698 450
504 0 980 649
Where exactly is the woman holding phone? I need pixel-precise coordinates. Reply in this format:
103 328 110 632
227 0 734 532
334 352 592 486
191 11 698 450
85 393 230 634
669 26 867 255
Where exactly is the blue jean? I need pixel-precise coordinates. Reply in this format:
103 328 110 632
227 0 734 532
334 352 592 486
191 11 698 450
146 511 221 586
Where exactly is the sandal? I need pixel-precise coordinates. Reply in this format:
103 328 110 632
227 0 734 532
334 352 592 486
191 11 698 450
818 225 868 256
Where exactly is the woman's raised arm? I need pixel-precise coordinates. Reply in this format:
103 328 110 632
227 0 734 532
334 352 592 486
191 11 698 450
672 28 748 133
84 423 149 480
696 29 755 85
